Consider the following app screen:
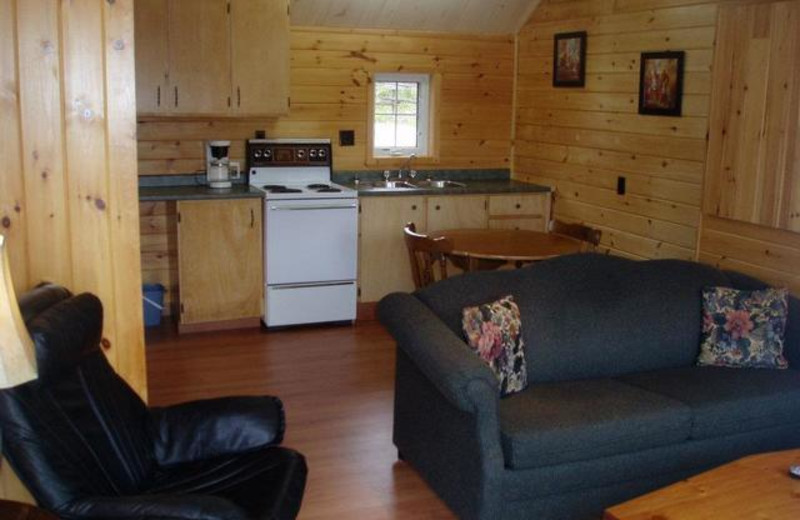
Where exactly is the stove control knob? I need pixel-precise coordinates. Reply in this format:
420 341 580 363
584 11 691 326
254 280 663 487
309 149 318 159
318 149 327 159
263 150 272 160
254 150 262 158
296 149 306 160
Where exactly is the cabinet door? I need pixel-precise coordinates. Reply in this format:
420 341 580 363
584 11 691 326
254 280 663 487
134 0 169 114
168 0 231 115
230 0 290 115
359 197 425 302
487 193 549 232
177 199 262 324
427 195 488 231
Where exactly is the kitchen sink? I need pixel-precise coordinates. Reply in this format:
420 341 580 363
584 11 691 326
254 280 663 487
362 180 418 189
417 179 467 189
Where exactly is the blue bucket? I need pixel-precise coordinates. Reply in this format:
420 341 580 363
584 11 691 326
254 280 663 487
142 283 165 327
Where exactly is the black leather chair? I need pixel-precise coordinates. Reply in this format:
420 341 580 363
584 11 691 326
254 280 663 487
0 284 307 519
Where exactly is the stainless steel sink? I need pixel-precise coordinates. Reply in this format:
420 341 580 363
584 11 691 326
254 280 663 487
418 179 467 189
363 180 418 189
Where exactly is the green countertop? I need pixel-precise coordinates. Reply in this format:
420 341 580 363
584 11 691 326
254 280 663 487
345 179 552 197
139 185 264 202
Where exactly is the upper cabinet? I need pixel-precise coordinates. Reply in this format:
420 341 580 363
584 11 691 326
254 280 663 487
134 0 290 117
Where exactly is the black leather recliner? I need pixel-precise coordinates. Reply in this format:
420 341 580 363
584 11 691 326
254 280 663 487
0 284 307 519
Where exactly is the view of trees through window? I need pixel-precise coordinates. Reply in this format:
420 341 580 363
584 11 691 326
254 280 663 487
374 81 419 150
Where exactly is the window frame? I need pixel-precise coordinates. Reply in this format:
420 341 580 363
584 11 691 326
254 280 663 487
371 72 431 158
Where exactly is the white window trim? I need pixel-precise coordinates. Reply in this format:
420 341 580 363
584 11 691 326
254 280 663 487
373 73 430 157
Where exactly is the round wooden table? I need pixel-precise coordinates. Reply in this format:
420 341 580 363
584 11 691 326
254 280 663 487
429 228 583 270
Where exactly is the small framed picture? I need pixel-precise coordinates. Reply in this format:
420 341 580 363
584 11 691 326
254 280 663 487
638 51 685 116
552 31 587 87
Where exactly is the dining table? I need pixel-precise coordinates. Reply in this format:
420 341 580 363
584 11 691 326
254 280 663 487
428 228 584 270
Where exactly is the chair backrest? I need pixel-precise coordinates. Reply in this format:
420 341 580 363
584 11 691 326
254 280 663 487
403 223 454 289
0 284 154 511
548 219 602 250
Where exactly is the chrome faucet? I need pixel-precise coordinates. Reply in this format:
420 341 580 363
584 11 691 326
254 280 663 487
397 154 416 180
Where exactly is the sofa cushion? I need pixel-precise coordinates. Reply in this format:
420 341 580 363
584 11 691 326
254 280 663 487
619 367 800 440
417 254 730 383
498 379 691 469
462 295 527 396
697 286 789 369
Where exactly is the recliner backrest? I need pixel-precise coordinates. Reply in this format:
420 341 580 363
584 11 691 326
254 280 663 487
0 285 154 511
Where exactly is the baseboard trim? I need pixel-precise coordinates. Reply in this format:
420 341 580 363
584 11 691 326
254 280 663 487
178 317 261 334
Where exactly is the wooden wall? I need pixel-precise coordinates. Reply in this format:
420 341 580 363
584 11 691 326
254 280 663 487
137 26 515 175
0 0 145 500
514 0 717 260
699 0 800 295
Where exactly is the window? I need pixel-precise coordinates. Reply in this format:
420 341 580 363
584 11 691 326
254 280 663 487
372 73 430 157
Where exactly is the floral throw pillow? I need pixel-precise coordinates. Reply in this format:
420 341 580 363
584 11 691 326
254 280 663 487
697 286 789 369
462 295 527 396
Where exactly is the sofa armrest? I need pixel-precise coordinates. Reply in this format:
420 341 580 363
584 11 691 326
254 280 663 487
60 495 250 520
150 396 285 467
378 292 498 413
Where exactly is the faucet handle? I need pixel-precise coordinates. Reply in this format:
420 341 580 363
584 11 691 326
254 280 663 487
383 170 391 181
409 169 417 180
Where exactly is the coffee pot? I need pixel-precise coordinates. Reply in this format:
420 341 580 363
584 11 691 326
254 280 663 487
205 140 240 189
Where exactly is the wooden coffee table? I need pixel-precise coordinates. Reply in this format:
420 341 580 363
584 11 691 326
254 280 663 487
604 449 800 520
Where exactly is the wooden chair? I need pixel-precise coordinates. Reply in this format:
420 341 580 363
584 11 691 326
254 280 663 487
403 223 454 289
548 219 602 252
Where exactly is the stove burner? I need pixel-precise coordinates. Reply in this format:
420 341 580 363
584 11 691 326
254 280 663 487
307 183 330 189
317 187 342 193
263 185 302 193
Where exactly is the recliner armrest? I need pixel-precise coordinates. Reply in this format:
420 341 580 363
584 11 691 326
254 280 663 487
378 292 498 413
150 395 285 467
60 494 250 519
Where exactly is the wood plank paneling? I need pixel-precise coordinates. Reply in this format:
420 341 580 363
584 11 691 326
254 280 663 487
514 0 717 260
0 0 145 501
137 26 514 175
699 0 800 296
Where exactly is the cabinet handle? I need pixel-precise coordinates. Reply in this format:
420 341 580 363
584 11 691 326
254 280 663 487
237 86 241 107
435 205 441 211
411 204 417 210
516 203 521 209
250 208 255 228
157 86 161 107
174 86 178 107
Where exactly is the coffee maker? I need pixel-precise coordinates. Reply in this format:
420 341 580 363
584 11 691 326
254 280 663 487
205 140 240 189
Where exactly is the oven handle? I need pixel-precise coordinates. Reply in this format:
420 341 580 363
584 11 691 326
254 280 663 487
269 203 358 211
270 281 356 290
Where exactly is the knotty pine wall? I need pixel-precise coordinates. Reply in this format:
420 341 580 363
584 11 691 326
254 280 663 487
514 0 716 261
0 0 144 501
137 27 515 174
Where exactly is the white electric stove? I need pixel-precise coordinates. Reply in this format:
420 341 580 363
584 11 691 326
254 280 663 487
248 139 358 327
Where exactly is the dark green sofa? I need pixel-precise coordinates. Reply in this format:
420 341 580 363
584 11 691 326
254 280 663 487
378 254 800 519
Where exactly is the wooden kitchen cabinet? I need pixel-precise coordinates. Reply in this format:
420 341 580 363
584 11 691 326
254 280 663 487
359 196 425 303
427 195 488 231
230 0 290 115
487 193 550 231
168 0 231 115
133 0 290 117
177 199 262 331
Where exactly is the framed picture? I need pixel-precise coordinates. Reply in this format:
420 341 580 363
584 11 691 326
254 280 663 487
638 51 685 116
552 31 587 87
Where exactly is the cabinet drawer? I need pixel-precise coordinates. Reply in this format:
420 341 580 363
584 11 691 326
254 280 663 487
488 194 547 217
488 217 546 232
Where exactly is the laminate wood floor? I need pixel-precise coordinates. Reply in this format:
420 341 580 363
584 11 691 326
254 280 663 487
146 321 456 520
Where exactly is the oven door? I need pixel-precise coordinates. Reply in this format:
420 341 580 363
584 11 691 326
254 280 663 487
265 198 358 285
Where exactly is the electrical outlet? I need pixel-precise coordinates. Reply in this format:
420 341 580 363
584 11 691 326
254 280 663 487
617 176 626 195
339 130 355 147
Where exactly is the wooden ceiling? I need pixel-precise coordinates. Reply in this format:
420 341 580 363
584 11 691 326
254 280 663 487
289 0 541 34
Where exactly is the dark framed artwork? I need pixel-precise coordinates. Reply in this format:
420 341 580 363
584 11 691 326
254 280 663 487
552 31 587 87
638 51 685 116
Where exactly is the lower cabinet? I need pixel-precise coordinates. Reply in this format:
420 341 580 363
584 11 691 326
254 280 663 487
358 192 550 303
177 198 263 331
359 196 425 303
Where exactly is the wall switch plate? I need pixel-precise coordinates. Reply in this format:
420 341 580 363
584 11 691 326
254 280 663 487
339 130 355 146
617 176 626 195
